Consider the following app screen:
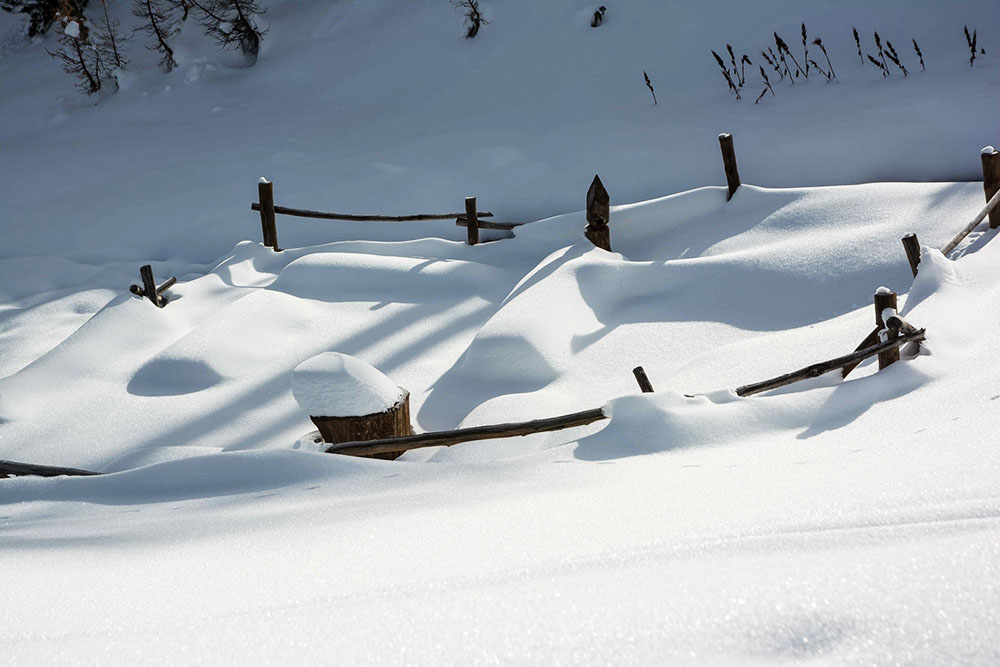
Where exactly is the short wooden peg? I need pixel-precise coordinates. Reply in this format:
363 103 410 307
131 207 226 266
632 366 654 393
258 178 279 250
139 264 161 308
719 133 741 200
901 233 921 277
874 288 899 370
465 197 479 246
981 147 1000 229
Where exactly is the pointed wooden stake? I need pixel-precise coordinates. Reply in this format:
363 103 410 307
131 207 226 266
585 174 611 251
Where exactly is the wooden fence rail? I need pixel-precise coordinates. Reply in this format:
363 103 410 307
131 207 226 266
251 202 495 223
1 460 100 479
735 328 926 397
325 408 607 458
941 182 1000 255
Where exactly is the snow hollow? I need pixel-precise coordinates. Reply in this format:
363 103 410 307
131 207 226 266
1 1 999 664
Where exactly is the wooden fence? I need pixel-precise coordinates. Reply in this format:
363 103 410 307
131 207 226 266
10 142 998 476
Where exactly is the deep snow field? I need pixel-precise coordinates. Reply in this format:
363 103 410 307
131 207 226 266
1 1 999 664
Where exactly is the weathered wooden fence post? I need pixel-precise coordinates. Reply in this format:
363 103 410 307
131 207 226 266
257 178 279 251
718 133 741 200
632 366 654 393
874 288 899 370
585 174 611 251
139 264 161 307
901 233 921 277
465 197 479 246
982 146 1000 229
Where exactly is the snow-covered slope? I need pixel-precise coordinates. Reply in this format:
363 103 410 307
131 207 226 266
1 1 999 664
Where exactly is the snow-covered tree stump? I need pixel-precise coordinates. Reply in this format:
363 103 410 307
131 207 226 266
292 353 412 461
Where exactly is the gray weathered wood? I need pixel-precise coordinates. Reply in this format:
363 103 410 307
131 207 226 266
251 202 493 222
719 133 741 200
139 264 161 307
941 187 1000 255
257 180 279 250
736 328 926 397
983 147 1000 229
465 197 479 246
874 289 899 370
632 366 654 393
901 233 921 277
326 408 607 457
1 459 100 479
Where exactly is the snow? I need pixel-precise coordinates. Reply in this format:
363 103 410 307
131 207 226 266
63 20 79 38
1 0 999 663
291 351 403 416
983 145 996 155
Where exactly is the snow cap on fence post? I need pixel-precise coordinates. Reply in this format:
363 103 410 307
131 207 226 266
292 352 412 460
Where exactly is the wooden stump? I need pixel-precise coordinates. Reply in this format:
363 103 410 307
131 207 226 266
585 174 612 251
311 391 413 461
718 133 741 201
874 289 899 370
982 147 1000 229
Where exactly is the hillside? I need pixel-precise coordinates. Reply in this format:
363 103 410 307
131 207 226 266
1 1 999 664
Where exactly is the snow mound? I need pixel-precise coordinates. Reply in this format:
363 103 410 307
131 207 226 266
292 352 403 417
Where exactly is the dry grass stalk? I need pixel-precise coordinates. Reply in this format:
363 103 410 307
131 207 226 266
643 70 657 105
884 40 908 76
853 26 863 64
812 37 836 79
711 50 742 98
912 39 925 70
964 26 978 67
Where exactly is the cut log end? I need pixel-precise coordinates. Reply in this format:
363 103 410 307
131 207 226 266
312 392 413 461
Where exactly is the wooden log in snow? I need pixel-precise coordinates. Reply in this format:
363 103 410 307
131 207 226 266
1 460 100 479
250 202 494 222
326 408 608 458
736 328 926 397
941 187 1000 256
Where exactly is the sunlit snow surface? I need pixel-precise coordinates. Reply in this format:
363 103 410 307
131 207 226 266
1 0 999 664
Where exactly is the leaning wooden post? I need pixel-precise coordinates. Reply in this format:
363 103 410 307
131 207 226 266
718 133 741 201
293 352 413 461
901 233 921 277
139 265 161 307
585 174 611 251
982 146 1000 229
874 287 899 370
632 366 654 393
465 197 479 246
257 178 279 251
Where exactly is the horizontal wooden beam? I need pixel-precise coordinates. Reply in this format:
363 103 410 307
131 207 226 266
1 459 100 479
326 408 607 457
941 187 1000 255
251 202 494 222
737 328 926 397
455 217 524 231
